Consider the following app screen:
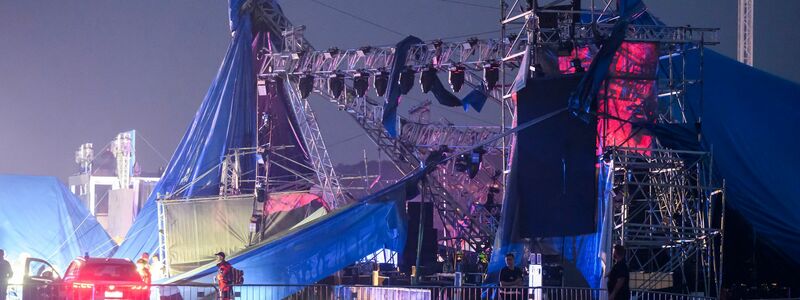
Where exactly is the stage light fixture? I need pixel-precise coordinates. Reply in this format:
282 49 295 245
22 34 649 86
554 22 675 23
328 72 345 99
356 46 372 56
467 146 485 179
353 71 370 98
483 63 499 91
323 47 339 59
449 65 466 93
374 69 389 97
399 67 415 95
420 66 437 94
298 74 314 99
462 37 478 50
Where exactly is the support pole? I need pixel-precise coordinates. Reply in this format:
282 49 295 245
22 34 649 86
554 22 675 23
413 179 427 285
718 180 727 297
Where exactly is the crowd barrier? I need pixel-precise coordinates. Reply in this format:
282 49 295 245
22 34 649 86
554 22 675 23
2 283 721 300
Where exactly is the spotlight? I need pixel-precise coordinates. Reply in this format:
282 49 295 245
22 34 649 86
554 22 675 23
420 66 437 93
356 46 372 56
571 58 585 73
323 47 339 59
449 65 466 93
353 71 370 98
374 69 389 97
298 74 314 99
462 37 478 50
483 63 499 91
455 154 469 173
399 67 415 95
328 72 345 99
467 146 485 179
291 50 305 60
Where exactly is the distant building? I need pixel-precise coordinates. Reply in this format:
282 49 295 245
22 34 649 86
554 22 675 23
68 130 161 244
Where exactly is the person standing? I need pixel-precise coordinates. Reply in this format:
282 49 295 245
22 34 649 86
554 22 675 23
607 245 630 300
136 259 151 286
215 252 233 300
499 253 524 299
0 249 13 300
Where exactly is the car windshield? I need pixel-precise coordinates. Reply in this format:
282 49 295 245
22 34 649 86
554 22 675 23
78 263 142 282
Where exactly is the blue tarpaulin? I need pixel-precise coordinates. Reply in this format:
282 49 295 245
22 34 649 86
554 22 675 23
653 48 800 263
115 8 256 260
383 36 424 137
164 172 421 298
0 175 115 272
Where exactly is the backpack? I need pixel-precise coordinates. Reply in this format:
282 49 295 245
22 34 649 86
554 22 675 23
229 267 244 285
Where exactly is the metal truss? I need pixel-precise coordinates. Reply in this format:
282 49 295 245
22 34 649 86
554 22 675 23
259 39 502 76
737 0 754 66
283 80 348 210
247 0 502 253
257 38 508 105
609 146 721 294
400 123 503 150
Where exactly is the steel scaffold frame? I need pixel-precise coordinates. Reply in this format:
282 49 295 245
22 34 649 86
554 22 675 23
609 147 722 295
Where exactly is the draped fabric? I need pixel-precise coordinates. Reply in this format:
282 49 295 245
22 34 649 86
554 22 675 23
115 10 256 260
651 49 800 263
164 172 423 298
383 36 424 137
383 36 488 137
0 175 115 273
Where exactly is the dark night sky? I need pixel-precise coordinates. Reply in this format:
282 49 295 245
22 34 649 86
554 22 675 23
1 1 798 182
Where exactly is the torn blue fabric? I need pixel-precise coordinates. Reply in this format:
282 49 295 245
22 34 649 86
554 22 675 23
164 171 423 299
462 84 488 112
383 36 423 137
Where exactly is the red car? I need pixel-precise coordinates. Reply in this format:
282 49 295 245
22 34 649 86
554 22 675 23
22 256 149 300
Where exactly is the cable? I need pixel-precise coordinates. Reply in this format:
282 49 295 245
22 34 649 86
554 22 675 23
309 0 406 37
137 132 170 164
402 95 496 126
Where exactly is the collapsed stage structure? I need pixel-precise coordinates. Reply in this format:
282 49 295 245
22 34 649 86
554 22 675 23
111 0 800 298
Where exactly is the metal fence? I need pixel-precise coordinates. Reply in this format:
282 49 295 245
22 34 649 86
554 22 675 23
4 283 723 300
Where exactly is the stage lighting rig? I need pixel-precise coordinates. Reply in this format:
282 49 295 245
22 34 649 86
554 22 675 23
328 72 345 99
353 71 370 98
298 74 314 99
449 65 466 93
420 65 437 94
399 67 415 95
483 62 499 91
374 69 389 97
467 146 486 179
